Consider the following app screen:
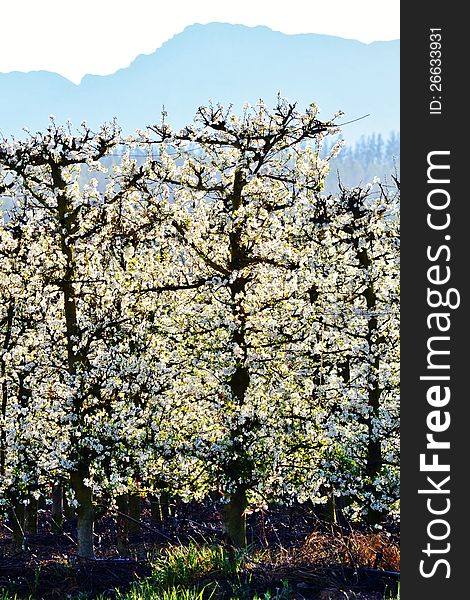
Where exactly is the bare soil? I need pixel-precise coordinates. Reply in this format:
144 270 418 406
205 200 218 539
0 500 399 599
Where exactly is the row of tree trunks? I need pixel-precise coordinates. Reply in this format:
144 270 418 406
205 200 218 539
9 499 39 551
6 489 350 555
5 486 176 555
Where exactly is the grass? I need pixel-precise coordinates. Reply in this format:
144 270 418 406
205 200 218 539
385 582 400 600
0 593 400 600
107 543 279 600
103 542 398 600
53 543 292 599
0 540 400 600
114 582 212 599
147 542 242 587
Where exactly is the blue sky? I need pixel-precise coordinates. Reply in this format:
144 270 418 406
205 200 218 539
1 0 399 84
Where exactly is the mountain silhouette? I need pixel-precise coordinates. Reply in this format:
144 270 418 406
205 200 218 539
0 23 399 143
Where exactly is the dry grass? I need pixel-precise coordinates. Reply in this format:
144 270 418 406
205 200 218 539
299 530 400 572
0 503 399 599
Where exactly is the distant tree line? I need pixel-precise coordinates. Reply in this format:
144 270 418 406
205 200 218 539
323 132 400 192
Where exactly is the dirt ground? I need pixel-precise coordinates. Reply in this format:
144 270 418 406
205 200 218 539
0 500 399 599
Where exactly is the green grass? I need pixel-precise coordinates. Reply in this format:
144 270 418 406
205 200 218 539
147 542 240 587
114 582 212 599
108 543 265 600
385 581 400 600
92 542 291 600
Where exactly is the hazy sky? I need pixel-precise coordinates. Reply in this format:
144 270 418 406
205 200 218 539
1 0 400 84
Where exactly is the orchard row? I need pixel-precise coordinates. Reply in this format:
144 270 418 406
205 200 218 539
0 100 399 557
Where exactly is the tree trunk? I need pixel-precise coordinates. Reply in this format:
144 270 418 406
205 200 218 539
63 485 76 521
360 253 384 527
365 351 384 526
150 494 162 525
10 502 25 552
0 304 14 482
324 490 337 524
70 468 94 559
25 498 38 534
224 171 252 549
150 490 170 525
365 433 385 526
51 484 64 533
116 494 129 556
223 486 248 548
128 493 141 535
